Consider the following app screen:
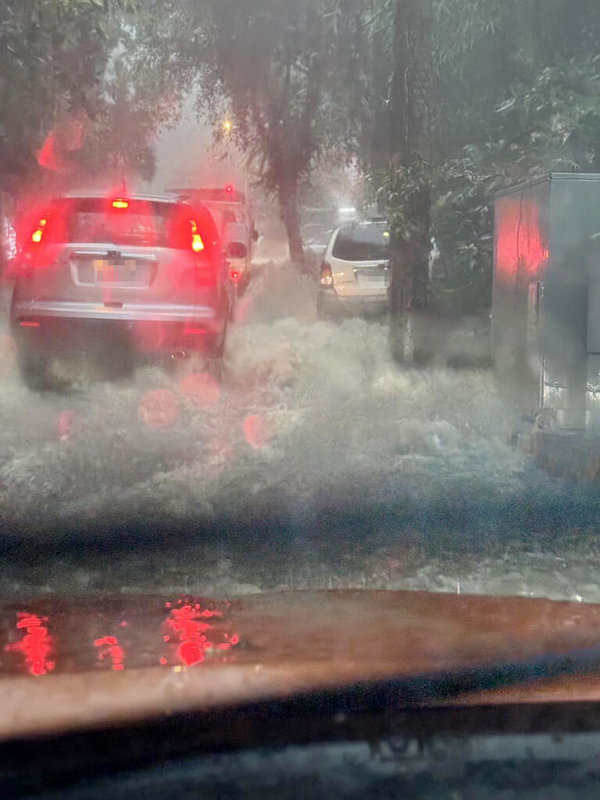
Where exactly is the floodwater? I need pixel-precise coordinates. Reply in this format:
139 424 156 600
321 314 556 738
1 261 600 603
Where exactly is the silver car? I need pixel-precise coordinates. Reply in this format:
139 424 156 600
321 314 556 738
10 192 232 388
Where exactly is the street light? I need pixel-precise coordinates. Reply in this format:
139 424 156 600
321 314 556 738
223 119 233 134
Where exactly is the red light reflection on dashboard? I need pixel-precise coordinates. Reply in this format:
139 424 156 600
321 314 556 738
5 613 55 676
166 604 213 666
163 600 236 667
94 635 125 671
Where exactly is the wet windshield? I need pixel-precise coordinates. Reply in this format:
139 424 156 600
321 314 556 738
2 0 600 711
65 199 185 248
332 223 390 261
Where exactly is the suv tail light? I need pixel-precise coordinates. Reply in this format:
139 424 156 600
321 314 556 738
320 261 333 287
189 220 205 253
25 212 60 268
30 215 49 244
186 218 216 285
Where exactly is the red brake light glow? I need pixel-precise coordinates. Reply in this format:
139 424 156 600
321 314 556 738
190 220 205 252
225 184 234 194
320 261 333 287
31 217 48 244
112 198 129 209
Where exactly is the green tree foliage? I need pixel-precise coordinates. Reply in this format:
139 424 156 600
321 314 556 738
79 36 181 183
0 0 164 197
134 0 368 262
440 1 600 312
0 1 119 183
360 0 600 316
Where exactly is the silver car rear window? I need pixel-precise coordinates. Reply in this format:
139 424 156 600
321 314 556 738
332 223 390 261
64 199 187 249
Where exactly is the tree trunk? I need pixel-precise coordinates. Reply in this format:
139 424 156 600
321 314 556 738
278 177 304 265
388 0 433 365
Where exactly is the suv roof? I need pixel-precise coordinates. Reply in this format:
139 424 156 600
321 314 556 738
20 194 221 254
64 191 180 204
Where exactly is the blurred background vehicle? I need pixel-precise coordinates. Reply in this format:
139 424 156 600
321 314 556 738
317 220 390 320
169 185 258 292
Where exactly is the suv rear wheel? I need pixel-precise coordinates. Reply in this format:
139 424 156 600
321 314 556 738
14 333 52 391
206 320 228 359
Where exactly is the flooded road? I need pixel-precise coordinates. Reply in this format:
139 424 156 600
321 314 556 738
1 262 600 602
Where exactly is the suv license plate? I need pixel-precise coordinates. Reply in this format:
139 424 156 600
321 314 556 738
93 259 137 280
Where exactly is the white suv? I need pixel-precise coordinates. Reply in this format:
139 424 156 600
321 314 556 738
317 221 390 319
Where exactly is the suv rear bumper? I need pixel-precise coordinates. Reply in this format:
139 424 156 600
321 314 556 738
317 288 389 317
11 300 223 331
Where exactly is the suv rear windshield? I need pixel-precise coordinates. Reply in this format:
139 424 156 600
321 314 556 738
332 223 390 261
64 198 190 249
